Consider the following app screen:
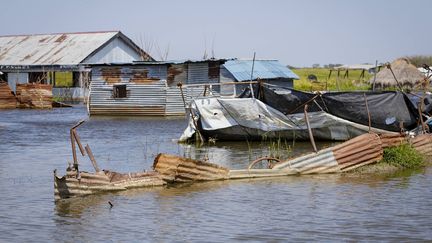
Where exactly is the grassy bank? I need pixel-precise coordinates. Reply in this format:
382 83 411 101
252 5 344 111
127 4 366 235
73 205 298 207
352 144 426 174
292 68 372 91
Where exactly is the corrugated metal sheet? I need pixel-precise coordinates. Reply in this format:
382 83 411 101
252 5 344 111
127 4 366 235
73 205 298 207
272 133 383 173
411 133 432 156
89 64 219 116
153 133 384 183
54 169 165 201
0 31 148 65
153 153 230 182
223 60 299 81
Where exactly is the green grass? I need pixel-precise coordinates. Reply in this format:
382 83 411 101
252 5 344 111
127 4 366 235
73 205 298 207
381 144 425 169
292 68 372 91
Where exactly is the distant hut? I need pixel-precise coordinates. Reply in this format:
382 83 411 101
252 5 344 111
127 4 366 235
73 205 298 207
370 58 425 89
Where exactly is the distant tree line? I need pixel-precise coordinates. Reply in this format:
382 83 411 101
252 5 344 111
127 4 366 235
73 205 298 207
405 55 432 67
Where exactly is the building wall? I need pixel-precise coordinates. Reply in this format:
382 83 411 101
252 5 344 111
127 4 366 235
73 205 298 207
83 37 143 64
88 64 212 116
7 72 28 93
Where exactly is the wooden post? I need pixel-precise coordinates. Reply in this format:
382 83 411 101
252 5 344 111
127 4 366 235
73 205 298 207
372 60 378 91
85 144 100 172
73 130 86 156
70 130 78 168
249 52 256 99
304 104 317 153
364 93 371 132
336 70 340 91
69 119 86 170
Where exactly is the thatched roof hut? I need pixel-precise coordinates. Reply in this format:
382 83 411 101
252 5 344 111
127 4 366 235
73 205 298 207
370 58 426 89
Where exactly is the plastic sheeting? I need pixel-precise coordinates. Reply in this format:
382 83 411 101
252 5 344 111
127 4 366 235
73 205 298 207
246 86 421 132
179 97 395 142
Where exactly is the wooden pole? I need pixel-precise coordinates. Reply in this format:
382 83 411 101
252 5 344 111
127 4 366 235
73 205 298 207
364 93 372 133
387 63 403 91
70 130 78 168
73 130 86 156
85 144 100 172
249 52 256 99
372 60 378 91
304 104 317 153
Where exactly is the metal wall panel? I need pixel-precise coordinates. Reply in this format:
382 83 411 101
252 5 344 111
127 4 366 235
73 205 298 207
7 72 28 92
83 38 143 64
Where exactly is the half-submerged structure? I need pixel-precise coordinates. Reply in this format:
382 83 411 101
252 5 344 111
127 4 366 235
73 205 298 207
180 85 428 142
0 31 153 101
54 120 165 201
88 59 226 116
54 120 432 200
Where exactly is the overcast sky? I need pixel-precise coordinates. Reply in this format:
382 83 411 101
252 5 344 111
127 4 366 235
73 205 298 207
1 0 430 67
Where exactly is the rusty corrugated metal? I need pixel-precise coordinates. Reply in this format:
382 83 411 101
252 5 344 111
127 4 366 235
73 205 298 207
0 32 117 65
89 64 215 116
0 31 152 66
332 133 383 171
153 134 384 182
54 169 165 201
410 133 432 156
379 133 407 148
153 153 230 182
272 133 383 174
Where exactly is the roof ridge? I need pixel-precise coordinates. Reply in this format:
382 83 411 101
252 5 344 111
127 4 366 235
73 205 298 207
0 30 120 38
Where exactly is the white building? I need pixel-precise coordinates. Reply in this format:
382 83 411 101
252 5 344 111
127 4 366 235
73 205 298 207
0 31 153 99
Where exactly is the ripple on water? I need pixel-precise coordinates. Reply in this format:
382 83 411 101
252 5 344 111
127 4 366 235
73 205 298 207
0 107 432 242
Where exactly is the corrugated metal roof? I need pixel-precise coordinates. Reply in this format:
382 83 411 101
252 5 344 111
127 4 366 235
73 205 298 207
223 60 299 81
0 31 127 65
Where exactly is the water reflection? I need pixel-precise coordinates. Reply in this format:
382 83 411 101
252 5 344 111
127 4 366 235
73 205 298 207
1 107 432 242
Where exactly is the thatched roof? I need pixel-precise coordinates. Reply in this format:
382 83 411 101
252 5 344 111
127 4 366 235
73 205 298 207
369 58 425 88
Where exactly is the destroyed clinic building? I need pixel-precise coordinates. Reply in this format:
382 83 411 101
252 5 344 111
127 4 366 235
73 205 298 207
88 59 226 116
0 31 153 100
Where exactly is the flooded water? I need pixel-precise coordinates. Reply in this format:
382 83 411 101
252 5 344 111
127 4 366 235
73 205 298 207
0 106 431 242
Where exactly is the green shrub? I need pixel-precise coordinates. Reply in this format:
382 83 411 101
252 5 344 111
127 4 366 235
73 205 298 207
382 144 424 168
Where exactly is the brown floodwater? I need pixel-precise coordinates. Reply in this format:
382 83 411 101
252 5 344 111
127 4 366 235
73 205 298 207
0 106 431 242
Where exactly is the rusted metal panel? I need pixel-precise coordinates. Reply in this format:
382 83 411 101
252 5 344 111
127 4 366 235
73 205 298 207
89 64 218 116
332 133 383 171
15 83 52 109
54 169 165 201
153 153 230 182
0 31 152 66
379 133 407 148
0 82 17 108
273 133 383 174
410 133 432 156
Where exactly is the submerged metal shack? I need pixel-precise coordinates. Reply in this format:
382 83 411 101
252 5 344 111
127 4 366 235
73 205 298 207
0 31 153 101
88 59 226 116
220 60 299 95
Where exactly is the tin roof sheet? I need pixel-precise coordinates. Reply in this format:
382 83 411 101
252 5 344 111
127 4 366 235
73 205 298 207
0 31 123 65
223 60 299 81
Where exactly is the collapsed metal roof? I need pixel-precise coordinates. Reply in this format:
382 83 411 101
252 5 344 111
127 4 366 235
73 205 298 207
223 60 299 81
0 31 151 66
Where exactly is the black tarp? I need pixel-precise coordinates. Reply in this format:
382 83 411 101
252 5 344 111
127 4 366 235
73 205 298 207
321 91 419 132
251 86 421 132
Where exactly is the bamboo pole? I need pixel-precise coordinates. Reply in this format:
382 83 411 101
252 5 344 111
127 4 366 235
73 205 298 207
304 104 317 153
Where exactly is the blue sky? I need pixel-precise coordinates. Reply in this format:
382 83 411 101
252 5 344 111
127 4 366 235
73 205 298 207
1 0 430 66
